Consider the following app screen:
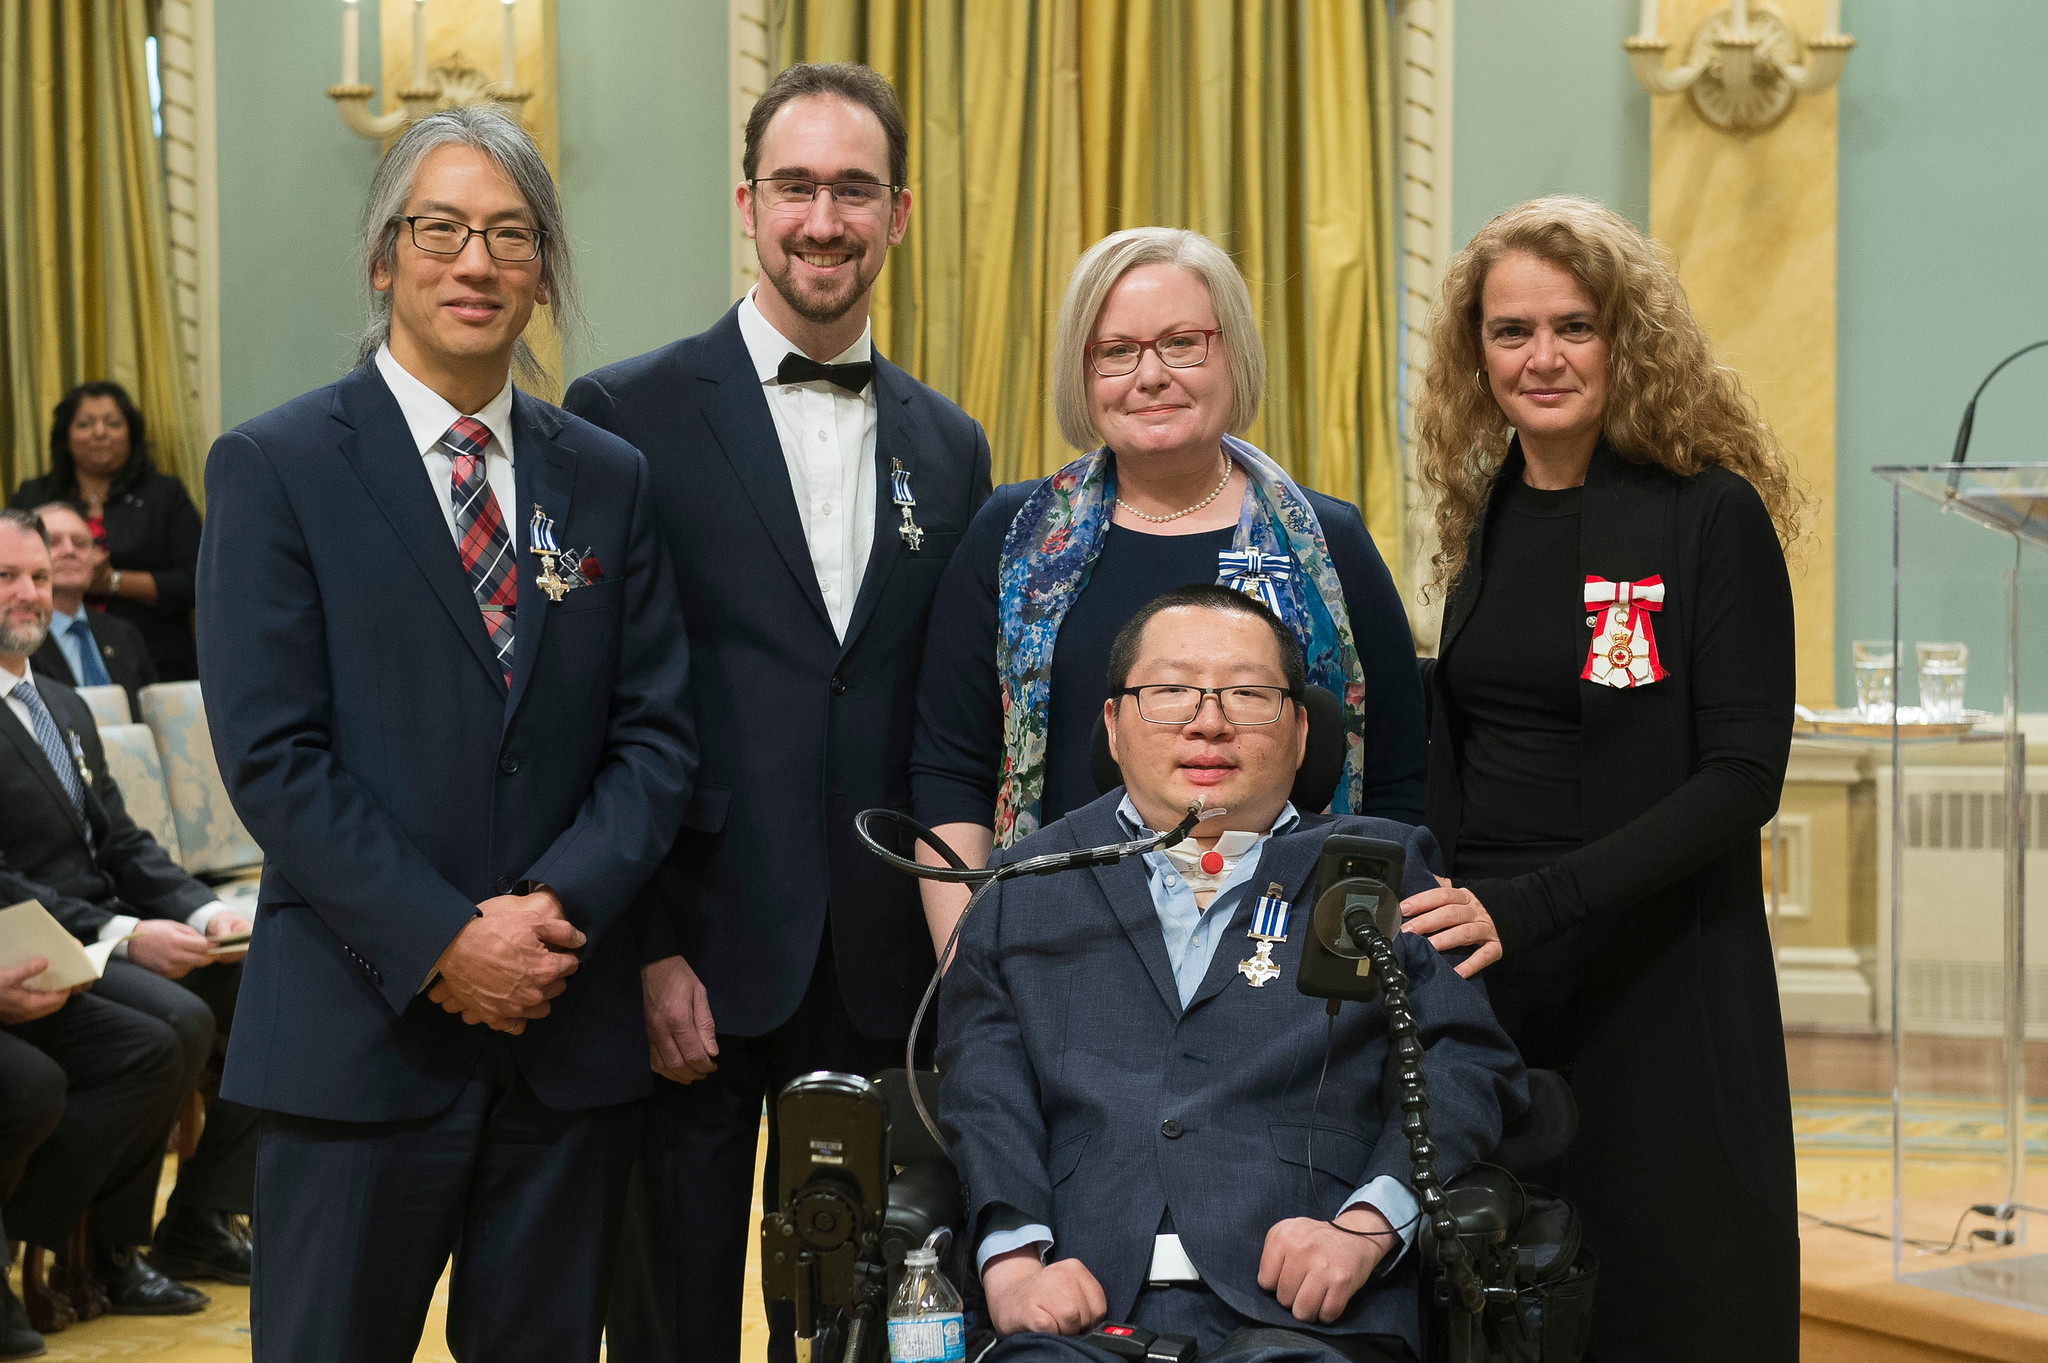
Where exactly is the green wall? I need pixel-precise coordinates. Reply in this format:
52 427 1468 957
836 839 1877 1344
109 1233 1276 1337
1834 0 2048 711
556 0 735 380
214 1 734 429
1450 0 1650 247
215 0 386 431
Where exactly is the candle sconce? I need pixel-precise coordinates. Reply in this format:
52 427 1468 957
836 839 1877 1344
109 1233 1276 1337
328 0 530 141
1625 2 1853 134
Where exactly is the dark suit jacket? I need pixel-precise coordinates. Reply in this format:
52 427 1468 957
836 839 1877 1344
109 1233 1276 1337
13 469 204 680
0 671 213 940
564 306 993 1040
937 792 1527 1354
197 363 696 1122
1425 441 1798 1349
31 608 159 717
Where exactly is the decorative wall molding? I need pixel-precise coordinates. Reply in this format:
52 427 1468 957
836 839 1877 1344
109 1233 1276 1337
1397 0 1453 645
730 0 769 302
154 0 219 442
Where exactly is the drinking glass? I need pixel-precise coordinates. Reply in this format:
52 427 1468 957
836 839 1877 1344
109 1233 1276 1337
1916 641 1969 723
1852 639 1895 720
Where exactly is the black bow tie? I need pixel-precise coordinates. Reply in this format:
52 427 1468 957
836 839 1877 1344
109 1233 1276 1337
776 351 874 395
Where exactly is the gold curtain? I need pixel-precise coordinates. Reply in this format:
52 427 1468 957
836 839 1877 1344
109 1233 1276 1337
0 0 201 504
770 0 1404 564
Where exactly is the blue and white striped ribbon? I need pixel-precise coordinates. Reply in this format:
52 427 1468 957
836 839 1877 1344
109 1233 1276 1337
1249 886 1290 941
529 504 561 554
890 463 916 508
1217 548 1293 615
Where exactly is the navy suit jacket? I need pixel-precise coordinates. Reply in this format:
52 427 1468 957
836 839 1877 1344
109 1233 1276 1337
197 362 696 1122
937 793 1527 1353
564 306 992 1040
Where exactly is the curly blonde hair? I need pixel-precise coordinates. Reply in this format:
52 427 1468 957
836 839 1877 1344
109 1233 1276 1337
1414 195 1807 600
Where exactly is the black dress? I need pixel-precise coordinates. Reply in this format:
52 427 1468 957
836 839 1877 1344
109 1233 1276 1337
11 468 204 680
1426 442 1798 1362
912 475 1429 833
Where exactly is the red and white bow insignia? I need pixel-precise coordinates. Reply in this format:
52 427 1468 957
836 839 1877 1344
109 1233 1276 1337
1581 576 1668 688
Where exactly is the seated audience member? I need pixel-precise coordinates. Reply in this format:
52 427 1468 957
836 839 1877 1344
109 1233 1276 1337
28 503 159 715
9 381 203 680
939 585 1525 1363
0 509 254 1306
0 958 188 1346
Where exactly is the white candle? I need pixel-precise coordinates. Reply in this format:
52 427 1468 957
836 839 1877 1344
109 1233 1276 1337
411 0 427 87
1823 0 1842 37
341 0 359 85
1731 0 1749 36
501 0 518 88
1637 0 1658 41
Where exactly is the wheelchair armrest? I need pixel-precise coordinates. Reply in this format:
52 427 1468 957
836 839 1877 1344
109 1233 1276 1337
1441 1165 1526 1247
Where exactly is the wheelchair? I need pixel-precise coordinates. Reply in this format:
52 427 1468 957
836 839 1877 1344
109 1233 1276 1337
772 690 1596 1362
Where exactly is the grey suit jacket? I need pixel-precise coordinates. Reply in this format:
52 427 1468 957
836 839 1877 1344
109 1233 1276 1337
937 791 1527 1351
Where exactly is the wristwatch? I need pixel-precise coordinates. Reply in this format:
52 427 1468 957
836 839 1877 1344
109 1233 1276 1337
108 569 121 596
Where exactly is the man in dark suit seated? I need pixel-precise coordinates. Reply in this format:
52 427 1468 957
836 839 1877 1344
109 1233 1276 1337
27 502 158 716
0 508 255 1309
939 585 1527 1363
0 957 187 1352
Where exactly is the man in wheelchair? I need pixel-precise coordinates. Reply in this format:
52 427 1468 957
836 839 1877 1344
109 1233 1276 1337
935 585 1528 1363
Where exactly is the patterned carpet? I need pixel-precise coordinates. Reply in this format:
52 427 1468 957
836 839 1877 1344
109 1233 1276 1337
1794 1091 2048 1159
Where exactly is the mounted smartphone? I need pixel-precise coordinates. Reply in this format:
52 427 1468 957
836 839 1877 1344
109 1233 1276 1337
1295 833 1406 1003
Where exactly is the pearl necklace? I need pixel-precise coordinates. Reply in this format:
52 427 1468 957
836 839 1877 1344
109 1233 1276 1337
1116 454 1233 524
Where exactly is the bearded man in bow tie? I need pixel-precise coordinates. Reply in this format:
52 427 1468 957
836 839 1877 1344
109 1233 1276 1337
564 60 991 1363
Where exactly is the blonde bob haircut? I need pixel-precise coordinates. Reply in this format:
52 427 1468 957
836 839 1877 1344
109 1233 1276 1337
1413 195 1808 600
1052 227 1265 452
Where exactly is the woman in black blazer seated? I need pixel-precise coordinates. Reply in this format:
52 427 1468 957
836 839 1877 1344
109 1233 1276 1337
11 381 203 679
909 227 1426 952
1400 196 1807 1361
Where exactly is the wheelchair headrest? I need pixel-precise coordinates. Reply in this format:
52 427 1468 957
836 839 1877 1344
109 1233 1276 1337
1489 1068 1578 1175
1089 684 1347 813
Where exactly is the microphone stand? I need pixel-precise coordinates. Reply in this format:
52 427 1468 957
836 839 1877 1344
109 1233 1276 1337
853 803 1222 1147
1947 338 2048 495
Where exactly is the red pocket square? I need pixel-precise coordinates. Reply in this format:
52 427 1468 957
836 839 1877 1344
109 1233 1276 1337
577 554 603 582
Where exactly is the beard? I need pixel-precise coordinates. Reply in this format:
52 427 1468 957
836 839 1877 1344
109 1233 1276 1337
0 612 48 658
759 235 886 327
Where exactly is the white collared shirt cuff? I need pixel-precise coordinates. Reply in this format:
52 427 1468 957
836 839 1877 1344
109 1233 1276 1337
186 901 231 933
1341 1176 1421 1274
976 1224 1053 1277
97 913 140 959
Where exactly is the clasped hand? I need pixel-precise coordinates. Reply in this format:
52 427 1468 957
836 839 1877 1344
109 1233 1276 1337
428 890 584 1035
980 1204 1394 1337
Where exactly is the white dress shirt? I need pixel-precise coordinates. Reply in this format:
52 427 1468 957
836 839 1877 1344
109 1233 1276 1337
736 288 878 641
0 655 225 954
375 344 519 547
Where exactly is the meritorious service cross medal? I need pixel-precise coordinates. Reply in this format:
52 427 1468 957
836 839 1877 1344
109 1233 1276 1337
1237 881 1290 988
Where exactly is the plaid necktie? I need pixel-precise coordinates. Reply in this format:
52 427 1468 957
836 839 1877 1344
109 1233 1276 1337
443 417 517 686
10 676 86 816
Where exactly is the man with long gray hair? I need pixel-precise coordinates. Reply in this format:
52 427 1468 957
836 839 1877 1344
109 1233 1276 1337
196 106 696 1361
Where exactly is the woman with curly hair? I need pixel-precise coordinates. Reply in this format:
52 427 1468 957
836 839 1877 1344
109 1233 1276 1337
1398 196 1804 1361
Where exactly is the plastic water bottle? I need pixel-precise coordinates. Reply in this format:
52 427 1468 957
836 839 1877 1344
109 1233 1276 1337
887 1247 966 1363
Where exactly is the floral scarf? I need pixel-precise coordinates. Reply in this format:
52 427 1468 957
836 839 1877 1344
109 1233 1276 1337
994 434 1367 846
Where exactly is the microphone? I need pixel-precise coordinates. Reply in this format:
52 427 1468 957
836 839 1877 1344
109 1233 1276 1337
1950 339 2048 464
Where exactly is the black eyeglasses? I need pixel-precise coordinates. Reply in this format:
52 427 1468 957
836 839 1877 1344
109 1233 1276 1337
749 178 903 215
1115 684 1296 726
400 216 546 262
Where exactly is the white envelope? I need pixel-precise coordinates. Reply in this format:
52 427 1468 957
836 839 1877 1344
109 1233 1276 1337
0 899 105 992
